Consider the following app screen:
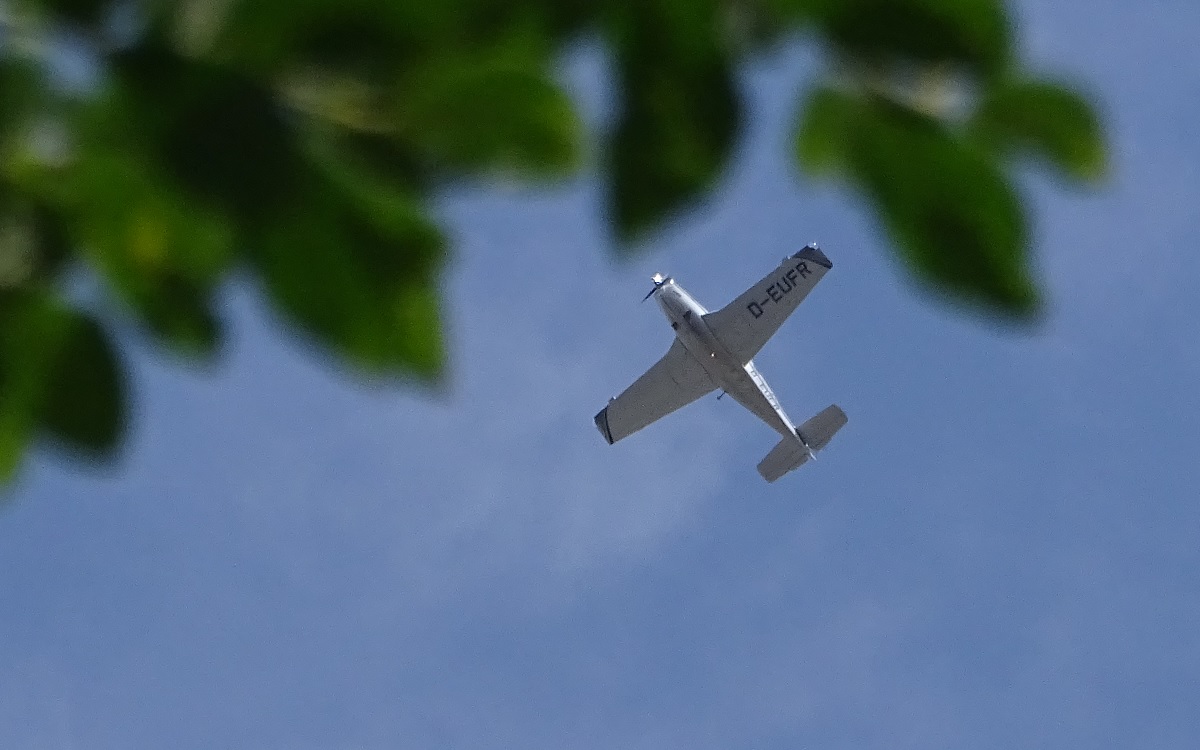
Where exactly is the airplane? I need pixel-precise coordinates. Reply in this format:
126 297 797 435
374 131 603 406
594 244 846 482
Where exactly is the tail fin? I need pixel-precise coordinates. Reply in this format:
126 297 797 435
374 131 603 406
757 404 847 482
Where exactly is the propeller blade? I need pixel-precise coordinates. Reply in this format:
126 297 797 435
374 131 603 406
642 272 667 301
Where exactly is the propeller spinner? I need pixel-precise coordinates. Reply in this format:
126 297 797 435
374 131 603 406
642 273 669 301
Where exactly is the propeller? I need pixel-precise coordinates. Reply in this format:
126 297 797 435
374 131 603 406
642 273 668 301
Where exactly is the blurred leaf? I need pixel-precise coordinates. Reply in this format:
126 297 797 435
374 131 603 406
126 275 222 356
0 291 125 479
761 0 827 21
970 78 1107 181
214 0 589 76
716 0 820 49
335 131 427 192
0 58 44 150
214 0 435 75
110 44 302 224
0 208 36 290
249 148 446 379
606 0 741 242
813 0 1012 79
20 0 113 27
216 0 384 69
30 203 75 281
0 292 56 481
64 151 233 283
0 202 71 288
36 311 125 455
0 0 1112 488
862 101 1034 315
797 89 1036 315
60 150 233 355
794 86 858 175
396 53 581 177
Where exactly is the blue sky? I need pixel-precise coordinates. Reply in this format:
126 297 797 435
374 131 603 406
3 2 1200 748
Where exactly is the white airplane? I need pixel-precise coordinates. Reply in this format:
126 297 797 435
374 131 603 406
595 245 846 482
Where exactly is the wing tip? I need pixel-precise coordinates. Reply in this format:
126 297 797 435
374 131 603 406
793 244 832 269
594 407 615 444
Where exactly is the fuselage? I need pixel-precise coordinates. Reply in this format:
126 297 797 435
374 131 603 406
653 279 797 437
654 280 729 379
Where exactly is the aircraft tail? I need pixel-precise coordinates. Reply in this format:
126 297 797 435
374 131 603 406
757 404 847 482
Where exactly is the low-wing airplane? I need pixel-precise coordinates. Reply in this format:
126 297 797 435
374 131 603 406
594 245 846 482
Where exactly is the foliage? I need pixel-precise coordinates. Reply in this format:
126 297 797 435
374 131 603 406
0 0 1106 483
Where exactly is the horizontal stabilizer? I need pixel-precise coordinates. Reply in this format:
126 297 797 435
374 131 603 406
797 404 847 452
757 436 810 483
757 404 847 482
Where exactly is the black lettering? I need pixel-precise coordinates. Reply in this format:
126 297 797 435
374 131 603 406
748 301 764 318
786 268 799 286
767 284 783 302
796 261 811 278
777 275 793 294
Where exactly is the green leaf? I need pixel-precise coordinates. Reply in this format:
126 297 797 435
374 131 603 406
214 0 587 75
396 54 582 177
334 131 427 192
64 152 233 283
0 202 71 288
0 58 44 151
794 86 858 175
37 312 126 456
0 291 126 480
59 149 233 356
20 0 113 27
126 276 222 356
970 78 1107 181
606 0 741 242
248 152 446 379
214 0 422 74
0 291 57 481
863 101 1034 316
110 44 303 224
29 204 72 281
722 0 827 48
814 0 1012 79
798 92 1036 316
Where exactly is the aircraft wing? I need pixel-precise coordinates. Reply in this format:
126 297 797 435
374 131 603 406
703 245 832 364
595 339 715 444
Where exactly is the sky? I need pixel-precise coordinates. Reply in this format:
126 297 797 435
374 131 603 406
3 2 1200 748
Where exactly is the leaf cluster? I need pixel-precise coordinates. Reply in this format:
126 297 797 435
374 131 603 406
0 0 1106 484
